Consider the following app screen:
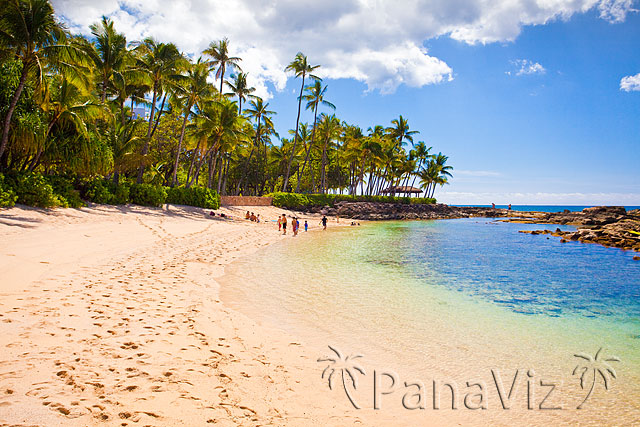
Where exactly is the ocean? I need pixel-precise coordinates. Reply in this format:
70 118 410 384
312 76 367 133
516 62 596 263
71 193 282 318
452 205 640 212
221 218 640 424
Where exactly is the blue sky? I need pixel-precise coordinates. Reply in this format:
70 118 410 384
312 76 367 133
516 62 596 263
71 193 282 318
53 0 640 204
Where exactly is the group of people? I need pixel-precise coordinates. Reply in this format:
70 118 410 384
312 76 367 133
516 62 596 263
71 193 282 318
243 209 335 235
245 211 261 223
491 203 512 210
278 214 308 236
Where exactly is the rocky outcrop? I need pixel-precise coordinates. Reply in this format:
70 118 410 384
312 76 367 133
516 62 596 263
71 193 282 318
517 207 640 253
298 202 512 221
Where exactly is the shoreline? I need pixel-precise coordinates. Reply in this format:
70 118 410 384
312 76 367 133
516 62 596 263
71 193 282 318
0 203 384 426
1 203 636 426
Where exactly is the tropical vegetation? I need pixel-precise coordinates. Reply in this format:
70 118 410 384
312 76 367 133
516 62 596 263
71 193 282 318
0 0 452 210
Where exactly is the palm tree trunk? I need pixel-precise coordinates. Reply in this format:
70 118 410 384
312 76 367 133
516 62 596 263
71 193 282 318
150 92 167 139
0 63 30 163
137 84 158 183
219 66 225 97
321 138 328 194
101 74 108 103
296 104 318 192
207 150 214 189
283 73 305 192
171 109 190 186
409 159 423 192
222 157 230 195
186 139 201 187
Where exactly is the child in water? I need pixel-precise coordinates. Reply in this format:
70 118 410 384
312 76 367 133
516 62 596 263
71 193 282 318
304 220 308 232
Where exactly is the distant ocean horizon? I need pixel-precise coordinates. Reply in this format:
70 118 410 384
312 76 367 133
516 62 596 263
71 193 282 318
451 204 640 212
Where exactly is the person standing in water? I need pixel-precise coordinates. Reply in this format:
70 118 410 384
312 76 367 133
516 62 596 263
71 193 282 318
321 216 328 230
282 214 287 235
304 220 308 232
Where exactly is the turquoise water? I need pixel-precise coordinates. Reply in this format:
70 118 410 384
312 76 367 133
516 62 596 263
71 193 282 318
222 218 640 420
453 205 640 212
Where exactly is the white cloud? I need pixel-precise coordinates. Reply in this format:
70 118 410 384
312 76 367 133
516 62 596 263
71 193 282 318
598 0 638 22
507 59 546 76
52 0 637 98
620 72 640 91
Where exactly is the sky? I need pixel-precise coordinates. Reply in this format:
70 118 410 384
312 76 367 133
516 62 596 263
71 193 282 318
52 0 640 205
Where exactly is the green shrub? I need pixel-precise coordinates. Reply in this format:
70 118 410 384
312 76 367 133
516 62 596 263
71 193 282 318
80 178 129 205
5 172 63 208
166 186 220 209
45 175 85 208
268 192 310 208
129 183 167 207
0 173 17 208
267 192 435 208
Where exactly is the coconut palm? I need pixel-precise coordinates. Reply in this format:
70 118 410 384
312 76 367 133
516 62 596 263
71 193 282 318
573 348 620 409
225 72 255 114
387 115 418 149
170 57 214 186
107 118 142 184
316 113 341 194
203 37 241 96
317 345 365 409
29 73 101 170
84 16 128 104
282 52 320 192
192 99 245 192
419 153 452 198
0 0 81 162
409 141 432 190
240 97 276 192
133 37 183 182
298 80 335 192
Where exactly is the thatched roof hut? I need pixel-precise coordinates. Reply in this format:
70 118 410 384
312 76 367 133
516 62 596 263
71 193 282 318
381 186 423 196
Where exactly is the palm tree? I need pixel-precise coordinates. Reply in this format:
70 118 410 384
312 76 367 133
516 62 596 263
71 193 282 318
30 73 101 170
282 52 320 192
299 80 335 192
192 99 245 192
316 113 341 194
107 118 141 184
387 115 418 149
225 72 255 114
409 141 432 191
241 97 276 192
133 37 183 182
419 153 452 198
573 348 620 409
290 122 311 189
203 37 241 96
0 0 77 162
317 345 365 409
170 58 213 186
85 16 128 104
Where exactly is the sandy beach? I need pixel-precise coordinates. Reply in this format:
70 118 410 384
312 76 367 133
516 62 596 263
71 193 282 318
2 204 636 427
0 204 383 426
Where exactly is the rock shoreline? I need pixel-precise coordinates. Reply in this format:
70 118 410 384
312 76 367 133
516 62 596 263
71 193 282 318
298 202 640 254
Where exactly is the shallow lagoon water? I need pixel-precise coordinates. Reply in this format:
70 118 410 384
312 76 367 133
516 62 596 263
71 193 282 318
222 218 640 423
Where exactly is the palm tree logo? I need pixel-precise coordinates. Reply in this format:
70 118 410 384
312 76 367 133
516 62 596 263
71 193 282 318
318 345 366 409
572 348 620 409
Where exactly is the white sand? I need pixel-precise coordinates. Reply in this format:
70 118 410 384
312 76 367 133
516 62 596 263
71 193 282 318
0 203 415 426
